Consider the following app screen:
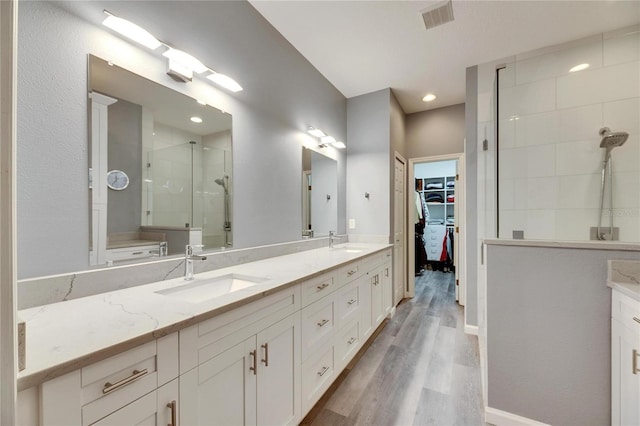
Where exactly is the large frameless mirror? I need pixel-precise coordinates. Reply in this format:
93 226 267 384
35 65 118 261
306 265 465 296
302 147 337 238
89 55 233 267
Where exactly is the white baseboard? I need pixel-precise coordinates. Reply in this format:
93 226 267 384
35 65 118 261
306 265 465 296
485 407 550 426
464 324 478 335
388 306 396 319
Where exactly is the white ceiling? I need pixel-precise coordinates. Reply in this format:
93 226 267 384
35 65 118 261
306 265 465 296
250 0 640 114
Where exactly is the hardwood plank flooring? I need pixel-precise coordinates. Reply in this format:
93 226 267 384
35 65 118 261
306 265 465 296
302 270 485 426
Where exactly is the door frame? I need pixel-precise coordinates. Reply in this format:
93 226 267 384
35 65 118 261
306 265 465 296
408 153 466 305
393 152 407 303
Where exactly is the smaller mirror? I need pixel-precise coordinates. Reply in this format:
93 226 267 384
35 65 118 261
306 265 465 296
89 55 232 267
302 147 337 237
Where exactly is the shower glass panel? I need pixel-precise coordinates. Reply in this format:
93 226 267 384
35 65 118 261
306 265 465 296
146 141 232 249
495 26 640 242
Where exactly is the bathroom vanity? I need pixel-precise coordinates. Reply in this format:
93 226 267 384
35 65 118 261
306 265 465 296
17 243 393 425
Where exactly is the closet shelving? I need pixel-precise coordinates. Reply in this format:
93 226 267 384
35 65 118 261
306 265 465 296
418 176 455 226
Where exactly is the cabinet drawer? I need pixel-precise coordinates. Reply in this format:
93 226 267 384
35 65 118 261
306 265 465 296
336 281 359 328
301 272 336 308
301 345 335 414
361 250 389 271
80 337 177 426
335 320 360 371
301 296 335 361
337 261 362 287
612 289 640 331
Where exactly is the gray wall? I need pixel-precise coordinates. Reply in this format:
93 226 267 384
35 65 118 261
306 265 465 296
346 89 391 239
107 99 142 234
405 103 465 159
17 1 346 278
465 66 478 327
486 244 640 425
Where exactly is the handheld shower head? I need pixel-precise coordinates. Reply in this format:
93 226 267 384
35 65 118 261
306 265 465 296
599 127 629 149
214 175 229 194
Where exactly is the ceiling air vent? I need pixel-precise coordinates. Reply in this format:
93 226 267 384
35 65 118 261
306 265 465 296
421 0 454 30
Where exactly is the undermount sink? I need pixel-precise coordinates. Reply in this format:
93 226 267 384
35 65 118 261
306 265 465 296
155 274 268 304
331 245 365 254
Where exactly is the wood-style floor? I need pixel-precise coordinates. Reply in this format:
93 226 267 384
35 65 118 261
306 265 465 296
302 270 484 426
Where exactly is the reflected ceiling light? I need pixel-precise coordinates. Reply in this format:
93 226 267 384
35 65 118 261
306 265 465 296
569 63 590 73
422 93 437 102
206 73 243 92
332 141 346 149
102 11 161 50
190 116 203 123
163 48 208 74
307 127 326 138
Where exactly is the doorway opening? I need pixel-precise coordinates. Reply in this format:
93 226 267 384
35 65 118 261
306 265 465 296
408 154 465 305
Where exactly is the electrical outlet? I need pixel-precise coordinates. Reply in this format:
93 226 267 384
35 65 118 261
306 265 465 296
349 219 356 229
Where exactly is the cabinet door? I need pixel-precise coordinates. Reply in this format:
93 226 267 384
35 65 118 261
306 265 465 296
91 379 178 426
180 336 257 426
371 268 384 327
256 312 301 426
381 262 392 316
359 275 372 340
612 318 640 426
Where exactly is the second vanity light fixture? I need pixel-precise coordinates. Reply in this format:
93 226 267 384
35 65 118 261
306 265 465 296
102 10 243 93
307 127 346 149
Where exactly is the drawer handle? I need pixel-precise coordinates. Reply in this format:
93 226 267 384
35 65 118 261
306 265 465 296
317 283 329 291
633 317 640 325
167 400 177 426
347 270 357 276
317 366 330 377
103 368 148 394
317 319 330 327
348 337 356 345
348 299 357 305
634 349 640 375
249 350 257 375
261 343 269 367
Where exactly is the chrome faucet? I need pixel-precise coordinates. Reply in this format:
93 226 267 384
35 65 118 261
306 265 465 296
329 231 336 248
185 244 207 281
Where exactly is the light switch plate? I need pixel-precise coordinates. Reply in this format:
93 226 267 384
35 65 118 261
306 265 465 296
349 219 356 229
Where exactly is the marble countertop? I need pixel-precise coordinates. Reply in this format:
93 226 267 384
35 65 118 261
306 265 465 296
17 242 391 390
608 259 640 302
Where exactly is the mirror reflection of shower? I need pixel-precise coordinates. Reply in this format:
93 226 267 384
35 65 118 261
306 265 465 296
596 127 629 240
215 175 232 246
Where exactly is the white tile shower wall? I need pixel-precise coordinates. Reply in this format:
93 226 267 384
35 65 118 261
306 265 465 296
498 25 640 242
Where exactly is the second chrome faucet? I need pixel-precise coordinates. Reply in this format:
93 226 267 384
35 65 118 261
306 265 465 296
185 244 207 281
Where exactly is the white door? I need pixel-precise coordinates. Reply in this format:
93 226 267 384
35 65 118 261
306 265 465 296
256 313 300 426
180 336 257 426
612 318 640 426
393 156 406 304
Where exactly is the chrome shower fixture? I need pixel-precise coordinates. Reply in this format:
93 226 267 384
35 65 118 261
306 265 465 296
599 127 629 160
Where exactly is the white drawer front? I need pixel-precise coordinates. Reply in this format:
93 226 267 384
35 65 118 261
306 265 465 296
301 272 336 308
301 345 335 414
301 296 335 361
337 261 362 287
612 289 640 331
336 282 359 328
335 320 360 371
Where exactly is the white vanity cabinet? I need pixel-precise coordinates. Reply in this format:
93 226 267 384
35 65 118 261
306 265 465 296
179 285 301 426
38 333 179 426
611 289 640 426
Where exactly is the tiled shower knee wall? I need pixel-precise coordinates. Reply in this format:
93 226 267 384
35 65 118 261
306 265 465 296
496 24 640 241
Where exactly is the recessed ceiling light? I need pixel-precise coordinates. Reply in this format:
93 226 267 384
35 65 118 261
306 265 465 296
569 63 590 73
190 116 203 123
422 93 437 102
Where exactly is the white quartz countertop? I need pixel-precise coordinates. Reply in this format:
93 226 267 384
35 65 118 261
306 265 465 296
608 259 640 302
484 238 640 252
17 243 391 390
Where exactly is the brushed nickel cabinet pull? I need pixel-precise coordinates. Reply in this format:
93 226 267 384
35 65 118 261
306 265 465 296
347 269 357 276
249 350 257 375
348 337 356 345
167 400 177 426
261 343 269 366
633 317 640 325
317 283 330 290
317 366 330 376
103 369 148 394
633 349 640 375
317 319 329 327
348 299 357 305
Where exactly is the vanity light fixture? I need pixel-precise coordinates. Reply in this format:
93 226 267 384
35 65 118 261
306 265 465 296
196 99 207 105
163 48 208 74
307 127 327 138
332 141 346 149
102 11 162 50
190 116 203 123
320 136 336 145
569 63 590 73
422 93 437 102
167 59 193 82
206 73 243 93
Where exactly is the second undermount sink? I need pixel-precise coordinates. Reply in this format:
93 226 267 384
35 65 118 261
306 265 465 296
155 274 268 304
330 245 365 254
